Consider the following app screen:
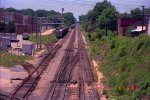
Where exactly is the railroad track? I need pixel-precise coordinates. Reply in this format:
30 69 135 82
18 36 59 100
77 26 100 100
48 27 79 100
0 29 73 100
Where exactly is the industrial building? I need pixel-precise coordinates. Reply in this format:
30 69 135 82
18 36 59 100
117 17 150 36
0 11 37 34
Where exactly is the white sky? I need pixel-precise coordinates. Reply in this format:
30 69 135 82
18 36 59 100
1 0 150 20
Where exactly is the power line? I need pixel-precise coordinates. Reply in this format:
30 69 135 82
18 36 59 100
42 0 149 7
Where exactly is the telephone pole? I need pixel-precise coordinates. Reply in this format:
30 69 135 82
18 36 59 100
141 5 145 33
62 8 64 26
39 18 42 49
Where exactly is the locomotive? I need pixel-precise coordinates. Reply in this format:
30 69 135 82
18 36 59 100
56 27 69 39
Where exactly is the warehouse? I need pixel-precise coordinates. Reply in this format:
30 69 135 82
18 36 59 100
0 11 36 34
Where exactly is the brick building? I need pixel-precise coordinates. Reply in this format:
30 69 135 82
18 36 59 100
117 18 139 36
0 11 36 34
117 17 150 36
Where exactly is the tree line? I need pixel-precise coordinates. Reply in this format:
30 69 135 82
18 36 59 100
79 0 150 99
79 0 150 34
0 7 76 33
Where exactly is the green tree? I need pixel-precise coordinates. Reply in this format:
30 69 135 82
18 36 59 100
96 7 118 32
144 7 150 14
79 15 87 22
47 10 60 16
5 7 17 12
36 9 48 17
64 12 75 26
91 0 112 24
130 8 141 18
119 12 131 18
20 8 35 16
80 0 113 31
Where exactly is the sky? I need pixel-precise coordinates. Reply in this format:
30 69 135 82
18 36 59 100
0 0 150 20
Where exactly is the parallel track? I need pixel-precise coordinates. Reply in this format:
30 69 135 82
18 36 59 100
77 26 100 100
2 30 72 100
49 28 79 100
0 26 100 100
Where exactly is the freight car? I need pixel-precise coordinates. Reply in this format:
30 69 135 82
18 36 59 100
70 24 75 29
56 27 69 39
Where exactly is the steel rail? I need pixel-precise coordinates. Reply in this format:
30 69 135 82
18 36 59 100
10 29 72 100
78 27 100 100
11 43 61 99
50 28 76 100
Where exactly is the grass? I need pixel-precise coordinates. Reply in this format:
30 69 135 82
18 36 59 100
83 30 150 100
0 52 32 67
29 32 58 45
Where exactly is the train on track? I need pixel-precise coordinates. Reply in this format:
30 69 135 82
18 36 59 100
56 27 69 39
70 24 75 29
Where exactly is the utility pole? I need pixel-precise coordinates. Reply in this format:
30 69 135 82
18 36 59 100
39 18 42 49
36 18 39 49
62 8 64 26
3 7 5 35
141 5 145 33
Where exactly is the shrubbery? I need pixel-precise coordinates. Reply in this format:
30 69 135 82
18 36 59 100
86 30 150 99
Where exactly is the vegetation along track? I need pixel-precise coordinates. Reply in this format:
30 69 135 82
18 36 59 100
48 27 80 100
1 29 72 100
77 26 100 100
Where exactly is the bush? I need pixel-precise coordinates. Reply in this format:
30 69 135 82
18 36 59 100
88 32 150 99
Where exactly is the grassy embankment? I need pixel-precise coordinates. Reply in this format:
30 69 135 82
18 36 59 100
29 32 58 45
82 29 150 100
0 52 32 67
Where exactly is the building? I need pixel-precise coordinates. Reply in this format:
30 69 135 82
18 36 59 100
118 15 150 36
117 18 139 36
0 11 36 34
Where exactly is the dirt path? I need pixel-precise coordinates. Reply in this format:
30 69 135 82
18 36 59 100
41 29 55 35
0 47 47 96
81 30 106 100
92 60 107 100
0 66 28 95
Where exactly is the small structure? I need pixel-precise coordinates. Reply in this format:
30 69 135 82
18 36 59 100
117 18 139 36
22 33 29 40
22 41 34 55
1 37 11 47
131 26 146 37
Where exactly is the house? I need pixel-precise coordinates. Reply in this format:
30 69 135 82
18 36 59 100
0 11 36 34
117 18 140 36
